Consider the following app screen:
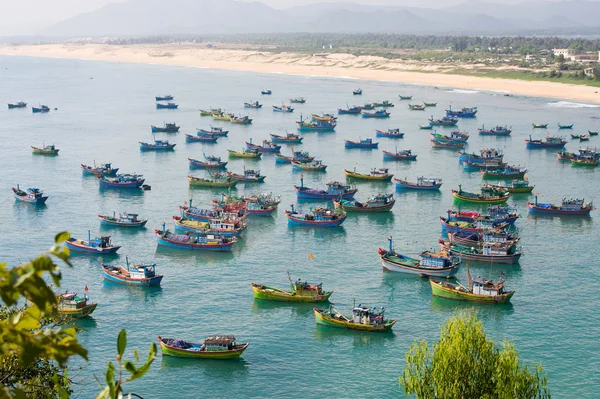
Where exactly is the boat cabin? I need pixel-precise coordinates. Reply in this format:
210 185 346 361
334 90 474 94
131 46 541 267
560 198 587 210
128 263 157 279
472 278 507 296
419 251 459 268
293 279 324 295
90 236 113 248
481 242 515 256
58 292 89 309
352 305 386 325
417 177 442 186
202 336 238 351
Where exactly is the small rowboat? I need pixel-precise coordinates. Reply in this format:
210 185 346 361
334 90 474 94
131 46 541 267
101 259 163 286
57 292 97 319
394 177 442 190
558 123 574 129
155 95 173 101
430 277 514 304
270 132 303 143
409 104 426 110
185 134 218 143
376 128 404 138
286 205 346 227
158 336 248 359
197 126 228 137
151 122 179 133
588 130 599 136
188 157 227 169
139 139 176 151
423 102 437 107
291 160 327 171
398 95 412 100
528 195 595 215
8 101 27 109
273 105 294 113
261 90 272 95
532 123 548 128
378 237 460 277
99 174 145 189
571 134 590 142
353 89 362 95
314 305 396 332
156 226 236 251
226 169 266 183
333 193 395 212
382 149 417 161
156 102 178 109
246 140 281 153
188 175 238 188
244 101 262 108
12 185 48 204
227 149 262 158
81 163 119 177
65 232 121 254
419 124 434 130
344 168 393 181
452 185 510 204
344 138 379 149
31 144 59 155
98 212 148 228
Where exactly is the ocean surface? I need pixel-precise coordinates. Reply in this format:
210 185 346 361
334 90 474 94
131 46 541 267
1 55 599 398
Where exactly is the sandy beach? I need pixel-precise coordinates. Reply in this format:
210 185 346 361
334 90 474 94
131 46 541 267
2 43 600 104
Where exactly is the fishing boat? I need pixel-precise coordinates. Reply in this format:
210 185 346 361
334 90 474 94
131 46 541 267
261 90 272 95
481 166 527 180
338 106 362 115
286 204 347 227
557 151 575 161
158 336 248 359
276 151 314 164
188 155 228 169
485 180 534 193
344 138 379 149
458 148 503 163
571 156 599 166
81 162 118 177
31 144 59 155
362 110 390 118
360 103 374 110
151 122 179 133
588 130 599 136
446 105 477 118
188 174 238 188
227 149 262 159
423 101 437 107
311 113 337 122
430 269 514 304
273 104 294 113
270 132 303 144
197 126 228 137
452 185 510 204
378 236 460 277
99 174 145 189
419 124 434 130
371 101 393 108
333 193 395 212
447 205 519 225
65 232 121 254
32 105 50 113
344 167 393 181
139 139 176 151
57 291 97 318
173 216 245 237
399 95 412 100
408 104 426 110
375 128 404 138
156 103 178 109
295 178 356 199
314 304 395 332
528 195 595 215
430 138 466 149
432 131 469 143
440 216 508 234
382 148 417 161
199 109 213 116
156 225 236 251
558 123 574 129
448 230 519 249
353 89 362 95
8 101 27 109
226 169 266 183
246 139 281 153
429 116 458 126
296 115 336 131
240 193 281 216
244 101 262 109
98 212 148 228
571 134 590 142
155 95 174 101
440 240 522 264
532 123 548 129
212 112 232 121
291 160 327 171
478 125 511 136
185 133 218 143
525 135 567 148
101 259 163 286
290 97 306 104
394 177 442 190
252 272 331 302
12 185 48 204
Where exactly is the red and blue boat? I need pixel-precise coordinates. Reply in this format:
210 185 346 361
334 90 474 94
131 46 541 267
270 132 303 144
376 128 404 138
12 185 48 204
344 138 379 149
294 177 357 199
185 134 218 143
188 155 227 169
525 135 567 149
101 259 163 286
81 162 119 177
528 195 594 216
139 139 176 151
246 139 281 153
156 224 236 251
99 174 145 189
286 204 346 227
446 105 477 118
197 126 228 137
478 125 511 136
66 232 121 254
382 148 417 161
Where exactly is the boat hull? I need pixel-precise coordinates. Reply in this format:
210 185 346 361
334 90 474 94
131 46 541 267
380 257 459 277
65 240 121 254
344 141 379 149
158 338 248 359
344 170 392 181
394 179 442 190
287 214 346 227
528 203 593 215
58 304 98 318
313 309 395 332
252 284 332 302
99 179 145 188
295 187 356 199
452 191 509 204
102 268 163 286
430 280 514 304
98 217 147 228
156 234 234 252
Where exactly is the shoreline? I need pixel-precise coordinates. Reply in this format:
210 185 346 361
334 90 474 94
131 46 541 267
2 44 600 104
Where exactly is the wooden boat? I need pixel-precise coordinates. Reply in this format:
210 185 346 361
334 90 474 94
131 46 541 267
139 139 176 151
212 112 233 121
353 89 362 95
532 123 548 128
270 132 303 144
394 176 442 190
344 138 379 149
481 166 527 180
525 135 567 148
440 239 522 264
8 101 27 109
66 232 121 254
478 125 511 136
156 102 178 109
98 212 147 228
361 110 390 118
151 122 179 133
431 138 465 149
101 259 163 286
440 217 508 234
185 134 218 143
361 103 375 110
295 178 356 199
430 270 514 304
419 124 434 130
333 193 395 212
31 144 59 155
409 104 426 110
378 236 460 277
155 95 173 101
375 128 404 138
286 205 346 227
173 216 245 237
452 185 509 204
588 130 599 136
240 193 281 216
314 305 395 332
571 156 599 166
57 292 97 318
528 195 595 215
291 160 327 171
290 97 306 104
32 105 50 113
382 148 417 161
156 226 236 251
296 115 336 131
571 134 590 142
458 148 503 163
423 101 437 107
432 131 469 143
261 90 272 95
226 169 266 183
344 167 393 181
446 105 477 118
485 180 534 193
12 185 48 204
199 109 213 116
188 174 238 188
99 174 145 189
81 162 118 177
227 149 262 159
338 106 362 115
275 154 293 164
448 230 519 249
252 272 331 302
197 126 228 137
273 105 294 113
557 151 575 161
447 205 519 225
246 139 281 153
188 156 227 169
244 101 262 109
311 113 337 122
429 116 458 126
398 95 412 100
158 336 248 359
558 123 574 129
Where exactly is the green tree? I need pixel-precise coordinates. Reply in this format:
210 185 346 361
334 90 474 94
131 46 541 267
401 312 550 399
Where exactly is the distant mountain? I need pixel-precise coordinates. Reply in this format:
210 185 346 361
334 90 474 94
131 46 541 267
40 0 600 37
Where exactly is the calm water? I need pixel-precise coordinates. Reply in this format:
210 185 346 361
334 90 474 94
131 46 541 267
1 56 599 398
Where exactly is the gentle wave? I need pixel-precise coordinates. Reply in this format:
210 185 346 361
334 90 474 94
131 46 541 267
447 89 479 94
547 101 600 108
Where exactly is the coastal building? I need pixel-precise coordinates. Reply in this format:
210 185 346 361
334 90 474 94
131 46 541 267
553 48 600 62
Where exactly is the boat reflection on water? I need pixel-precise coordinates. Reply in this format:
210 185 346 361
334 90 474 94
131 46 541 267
154 246 236 264
430 295 514 318
102 281 164 304
314 324 396 347
160 355 249 377
251 299 316 318
73 317 98 330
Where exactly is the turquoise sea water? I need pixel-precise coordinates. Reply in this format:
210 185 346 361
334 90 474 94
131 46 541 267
1 55 599 398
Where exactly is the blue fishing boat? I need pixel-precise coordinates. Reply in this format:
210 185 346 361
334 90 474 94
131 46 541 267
382 148 417 161
294 177 357 199
139 139 176 151
102 258 163 286
353 88 362 95
185 134 218 143
478 125 511 136
296 115 336 131
429 116 458 126
338 106 362 115
12 185 48 204
286 204 346 227
376 129 404 138
8 101 27 109
448 206 519 225
99 174 145 189
344 138 379 149
156 224 236 252
156 103 178 109
261 90 272 95
528 195 594 215
378 237 460 277
272 104 294 113
458 149 503 163
394 177 442 190
188 154 228 169
151 122 179 133
446 105 477 118
197 126 228 137
244 101 262 108
270 132 303 144
525 135 567 149
558 123 574 129
65 232 121 254
246 139 281 153
361 110 390 118
98 211 148 228
32 105 50 113
156 95 174 101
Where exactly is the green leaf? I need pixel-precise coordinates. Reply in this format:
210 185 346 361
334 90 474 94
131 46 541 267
117 329 127 357
105 362 115 391
55 231 71 244
95 386 110 399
